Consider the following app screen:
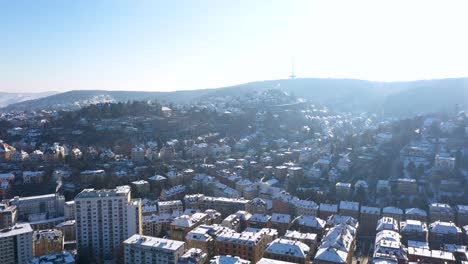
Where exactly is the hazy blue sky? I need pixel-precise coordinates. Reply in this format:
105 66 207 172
1 0 467 92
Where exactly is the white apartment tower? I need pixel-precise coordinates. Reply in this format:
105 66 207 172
0 223 33 264
74 185 142 262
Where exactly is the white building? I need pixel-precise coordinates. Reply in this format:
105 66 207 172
0 223 33 264
435 154 456 171
158 200 183 215
74 185 142 262
124 234 185 264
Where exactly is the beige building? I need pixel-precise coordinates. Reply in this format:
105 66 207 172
216 228 278 263
33 229 63 257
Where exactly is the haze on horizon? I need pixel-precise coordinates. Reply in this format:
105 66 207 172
1 0 468 93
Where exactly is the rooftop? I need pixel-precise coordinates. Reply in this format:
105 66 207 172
265 238 310 258
29 251 75 264
124 234 184 251
75 185 130 199
209 255 250 264
0 223 33 238
283 230 317 241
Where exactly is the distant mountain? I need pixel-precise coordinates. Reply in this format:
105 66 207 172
382 78 468 117
2 78 468 116
0 91 58 108
1 89 218 112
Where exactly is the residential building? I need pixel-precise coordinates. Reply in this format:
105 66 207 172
429 203 455 223
28 251 75 264
64 201 75 221
359 206 381 236
294 200 318 217
148 175 167 196
32 229 63 257
9 193 65 221
318 203 338 220
382 206 404 222
429 221 463 249
170 213 208 241
263 238 311 264
374 230 407 264
245 198 268 215
405 208 428 222
396 178 418 195
185 225 231 258
161 185 187 201
271 213 291 236
124 234 185 264
376 217 399 232
376 180 391 194
0 203 17 229
314 223 357 264
435 154 456 171
407 247 456 264
339 201 360 219
142 213 172 237
335 182 352 199
158 200 183 215
455 205 468 227
55 220 76 245
292 216 326 238
400 220 428 245
178 248 208 264
209 255 250 264
283 230 317 255
215 228 276 263
131 180 150 196
0 223 34 264
221 214 242 232
248 214 272 229
74 185 142 262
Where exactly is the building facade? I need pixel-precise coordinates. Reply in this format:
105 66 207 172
124 234 185 264
74 185 142 262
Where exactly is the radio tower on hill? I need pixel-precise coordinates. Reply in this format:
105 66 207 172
289 57 296 79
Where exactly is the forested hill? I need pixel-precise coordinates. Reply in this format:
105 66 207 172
3 78 468 117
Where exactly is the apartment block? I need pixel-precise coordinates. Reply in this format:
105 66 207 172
124 234 185 264
74 185 142 262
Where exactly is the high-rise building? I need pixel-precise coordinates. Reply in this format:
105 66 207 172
123 234 185 264
0 223 33 264
74 185 142 262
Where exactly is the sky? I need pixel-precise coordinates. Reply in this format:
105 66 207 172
1 0 468 92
